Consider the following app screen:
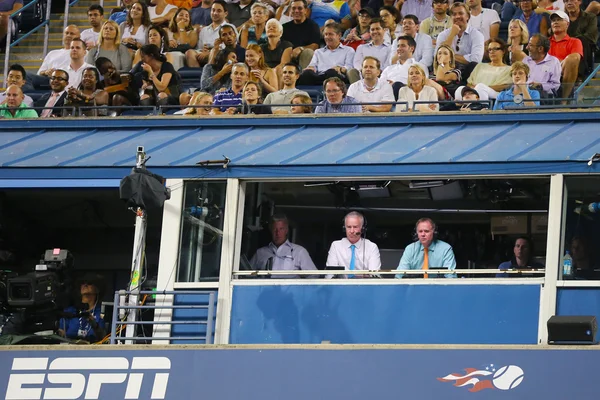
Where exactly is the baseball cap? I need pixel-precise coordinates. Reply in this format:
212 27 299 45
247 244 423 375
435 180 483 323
461 87 480 98
358 7 375 17
550 10 569 21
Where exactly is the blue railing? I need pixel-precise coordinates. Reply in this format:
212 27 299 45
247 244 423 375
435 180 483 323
3 0 52 87
573 62 600 102
63 0 104 31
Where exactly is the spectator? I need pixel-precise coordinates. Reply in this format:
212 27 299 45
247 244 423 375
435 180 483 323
199 48 237 94
133 24 176 66
0 0 22 46
436 2 485 75
493 61 541 109
379 6 402 40
261 18 293 69
109 0 135 25
354 19 391 72
497 237 544 276
276 0 294 24
565 0 598 75
185 0 228 67
315 77 362 113
64 38 95 89
398 0 433 24
176 91 214 115
227 0 255 28
518 0 549 36
281 0 321 69
240 3 269 48
245 44 278 93
213 63 249 113
0 85 37 119
81 5 105 49
420 0 453 45
239 81 272 114
347 56 395 112
427 44 462 101
523 33 561 97
0 65 33 107
586 1 600 15
38 25 80 77
466 0 500 42
454 38 512 101
35 69 69 118
397 64 439 111
96 57 138 110
380 35 427 99
263 63 309 113
457 86 489 110
85 21 133 73
297 22 357 85
548 10 582 99
290 93 313 113
216 23 246 63
64 67 109 116
390 15 433 68
148 0 178 26
309 0 352 29
507 19 530 63
539 0 565 12
134 44 182 107
167 8 198 53
120 1 151 52
191 0 213 26
342 7 374 50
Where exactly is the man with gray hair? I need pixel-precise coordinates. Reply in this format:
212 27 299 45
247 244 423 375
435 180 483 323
212 62 248 113
250 214 317 278
523 34 561 97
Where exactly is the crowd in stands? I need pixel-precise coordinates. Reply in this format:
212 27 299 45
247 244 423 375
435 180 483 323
1 0 599 118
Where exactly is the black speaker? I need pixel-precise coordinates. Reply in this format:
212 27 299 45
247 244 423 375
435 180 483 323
547 315 598 345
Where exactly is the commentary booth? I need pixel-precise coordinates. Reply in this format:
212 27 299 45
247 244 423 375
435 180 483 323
1 111 600 399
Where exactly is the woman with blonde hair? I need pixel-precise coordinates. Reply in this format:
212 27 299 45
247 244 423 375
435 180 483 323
176 91 214 115
85 20 133 72
290 93 313 114
397 64 439 112
245 44 278 93
493 61 540 110
428 44 462 100
507 19 529 63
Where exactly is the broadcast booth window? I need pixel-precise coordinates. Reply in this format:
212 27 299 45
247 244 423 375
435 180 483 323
177 181 227 282
236 178 549 279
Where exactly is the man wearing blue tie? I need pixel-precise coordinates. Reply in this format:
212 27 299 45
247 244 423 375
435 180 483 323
326 211 381 278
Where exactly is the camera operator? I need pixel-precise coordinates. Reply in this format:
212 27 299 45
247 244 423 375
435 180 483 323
58 274 106 342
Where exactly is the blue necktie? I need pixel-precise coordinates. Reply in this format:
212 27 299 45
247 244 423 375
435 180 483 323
349 244 356 278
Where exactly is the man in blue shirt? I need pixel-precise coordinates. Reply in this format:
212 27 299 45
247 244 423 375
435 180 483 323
396 217 456 278
212 63 248 113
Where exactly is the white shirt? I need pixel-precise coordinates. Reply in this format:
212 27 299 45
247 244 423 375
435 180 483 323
80 28 101 47
326 237 381 272
390 33 433 68
468 8 500 42
354 41 392 71
347 78 395 109
396 85 439 112
61 61 95 88
197 22 225 50
380 58 427 85
148 4 178 21
37 49 70 74
119 23 148 46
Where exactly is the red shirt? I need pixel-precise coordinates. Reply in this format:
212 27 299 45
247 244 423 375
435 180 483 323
549 34 583 61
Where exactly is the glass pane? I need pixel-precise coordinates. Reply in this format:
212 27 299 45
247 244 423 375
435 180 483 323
177 181 227 282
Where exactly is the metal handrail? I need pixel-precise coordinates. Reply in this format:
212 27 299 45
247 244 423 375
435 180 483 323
573 63 600 100
233 268 546 277
3 0 52 87
110 290 216 345
64 0 105 31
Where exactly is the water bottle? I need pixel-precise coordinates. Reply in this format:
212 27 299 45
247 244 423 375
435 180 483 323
563 251 573 278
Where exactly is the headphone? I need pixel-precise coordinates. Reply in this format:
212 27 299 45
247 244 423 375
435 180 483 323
342 211 368 237
413 217 438 242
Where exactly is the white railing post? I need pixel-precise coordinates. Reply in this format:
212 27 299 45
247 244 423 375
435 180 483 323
43 0 52 57
3 17 12 87
63 0 70 31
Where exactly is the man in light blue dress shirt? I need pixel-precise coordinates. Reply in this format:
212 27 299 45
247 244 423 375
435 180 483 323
396 218 456 278
250 214 317 278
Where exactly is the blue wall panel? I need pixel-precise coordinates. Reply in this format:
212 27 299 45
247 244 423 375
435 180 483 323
170 291 217 344
557 287 600 322
230 284 540 345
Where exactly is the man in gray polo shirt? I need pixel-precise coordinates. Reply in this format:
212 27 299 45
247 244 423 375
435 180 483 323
263 63 309 114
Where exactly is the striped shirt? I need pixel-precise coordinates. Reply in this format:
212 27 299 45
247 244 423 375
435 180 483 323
213 88 243 111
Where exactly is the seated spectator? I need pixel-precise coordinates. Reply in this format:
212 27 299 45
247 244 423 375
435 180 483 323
454 38 512 101
85 21 133 73
261 18 293 69
342 7 374 50
227 0 254 28
175 91 214 115
497 237 544 277
263 63 309 113
190 0 212 26
0 65 33 107
518 0 549 36
133 44 182 107
436 2 485 78
290 93 313 113
347 56 395 112
120 1 151 53
215 23 246 63
282 0 321 69
35 69 69 118
397 64 439 112
507 19 530 63
200 48 237 94
309 0 352 29
420 0 453 46
586 1 600 15
60 38 95 90
457 86 489 110
0 85 37 119
523 34 561 97
240 3 269 48
276 0 293 24
38 25 80 78
467 0 500 42
354 19 391 72
96 57 138 111
185 0 228 68
298 22 358 86
391 15 433 69
315 77 361 113
167 7 198 53
109 0 134 25
239 81 272 114
548 10 583 99
81 5 105 49
379 5 402 40
0 0 22 47
427 44 462 101
134 25 178 67
245 44 278 93
398 0 433 24
493 61 541 109
380 35 427 99
539 0 565 11
64 67 109 116
571 236 600 280
565 0 598 76
213 63 249 113
148 0 178 26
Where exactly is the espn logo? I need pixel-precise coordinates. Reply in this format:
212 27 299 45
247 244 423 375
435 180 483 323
5 357 170 400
